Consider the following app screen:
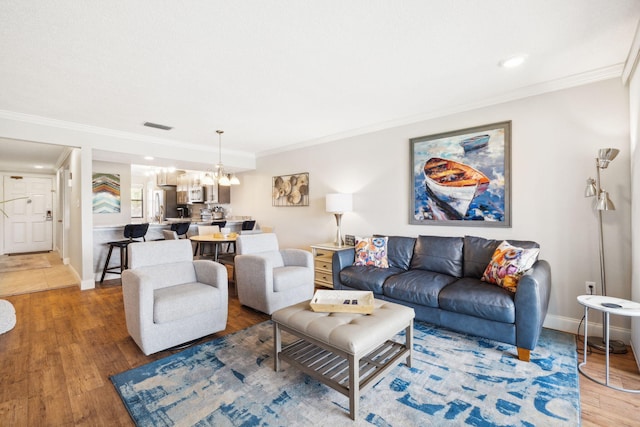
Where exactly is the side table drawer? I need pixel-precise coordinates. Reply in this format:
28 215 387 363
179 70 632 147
311 243 354 289
314 258 332 272
314 248 334 261
314 271 333 288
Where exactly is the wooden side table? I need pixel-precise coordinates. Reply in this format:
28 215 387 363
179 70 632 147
577 294 640 393
310 243 355 288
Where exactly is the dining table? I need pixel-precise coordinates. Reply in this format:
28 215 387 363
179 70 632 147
189 234 237 261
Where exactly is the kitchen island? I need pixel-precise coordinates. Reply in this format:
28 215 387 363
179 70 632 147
93 219 248 281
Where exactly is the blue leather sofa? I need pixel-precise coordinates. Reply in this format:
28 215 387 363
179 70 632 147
332 235 551 361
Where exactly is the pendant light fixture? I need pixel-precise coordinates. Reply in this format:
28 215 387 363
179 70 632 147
213 130 240 186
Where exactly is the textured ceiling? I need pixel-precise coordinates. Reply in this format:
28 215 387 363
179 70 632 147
0 1 639 172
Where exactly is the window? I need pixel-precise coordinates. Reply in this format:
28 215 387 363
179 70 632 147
131 185 144 218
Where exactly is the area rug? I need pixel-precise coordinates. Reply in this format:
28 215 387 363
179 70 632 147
0 254 51 273
111 321 580 426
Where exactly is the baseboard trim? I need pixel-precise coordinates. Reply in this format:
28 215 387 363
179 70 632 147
543 313 631 344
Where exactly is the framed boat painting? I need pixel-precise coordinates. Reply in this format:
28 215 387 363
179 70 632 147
409 121 511 227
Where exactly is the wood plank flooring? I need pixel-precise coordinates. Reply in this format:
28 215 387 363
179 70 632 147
0 283 638 426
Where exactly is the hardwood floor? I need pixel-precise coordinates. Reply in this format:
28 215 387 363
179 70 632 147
0 284 638 426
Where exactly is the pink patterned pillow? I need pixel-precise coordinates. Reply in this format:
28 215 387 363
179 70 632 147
354 236 389 268
482 241 539 292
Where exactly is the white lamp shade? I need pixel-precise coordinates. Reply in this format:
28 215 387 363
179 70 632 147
326 193 352 213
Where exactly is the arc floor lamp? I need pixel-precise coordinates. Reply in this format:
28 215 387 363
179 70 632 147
584 147 627 354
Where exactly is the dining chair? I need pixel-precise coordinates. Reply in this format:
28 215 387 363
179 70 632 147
241 220 256 231
163 230 179 240
196 225 220 257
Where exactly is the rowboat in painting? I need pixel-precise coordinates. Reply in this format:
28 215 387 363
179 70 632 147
423 157 490 217
459 134 490 152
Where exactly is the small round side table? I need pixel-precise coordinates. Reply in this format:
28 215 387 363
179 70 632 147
577 294 640 393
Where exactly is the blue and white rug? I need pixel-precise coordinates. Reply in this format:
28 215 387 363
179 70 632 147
111 321 580 426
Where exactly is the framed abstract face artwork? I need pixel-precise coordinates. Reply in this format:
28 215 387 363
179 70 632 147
409 121 511 227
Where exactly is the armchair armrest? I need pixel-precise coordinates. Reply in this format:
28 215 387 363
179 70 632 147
121 270 157 340
193 260 228 288
514 259 552 350
281 249 312 268
235 254 275 292
332 249 355 288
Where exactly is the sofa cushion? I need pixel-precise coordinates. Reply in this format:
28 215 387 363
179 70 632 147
383 270 457 308
374 235 416 270
438 278 515 323
463 235 539 279
410 235 463 277
154 282 220 324
354 236 389 268
339 266 403 294
482 241 540 292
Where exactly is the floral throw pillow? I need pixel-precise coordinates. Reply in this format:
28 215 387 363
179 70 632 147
354 236 389 268
482 241 540 292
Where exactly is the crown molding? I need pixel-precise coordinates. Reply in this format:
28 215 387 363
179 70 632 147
258 64 624 158
0 110 250 158
622 20 640 85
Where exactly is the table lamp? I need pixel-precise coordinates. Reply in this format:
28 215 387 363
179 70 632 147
326 193 352 247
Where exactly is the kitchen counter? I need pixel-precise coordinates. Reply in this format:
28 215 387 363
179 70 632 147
93 219 251 281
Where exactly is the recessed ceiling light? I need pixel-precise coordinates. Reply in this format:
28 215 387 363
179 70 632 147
499 54 527 68
144 156 154 160
34 165 43 169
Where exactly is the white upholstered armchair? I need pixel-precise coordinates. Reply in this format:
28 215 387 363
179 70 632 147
121 239 228 355
235 233 314 314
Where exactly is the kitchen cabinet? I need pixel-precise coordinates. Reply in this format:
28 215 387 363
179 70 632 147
156 170 180 187
218 184 231 204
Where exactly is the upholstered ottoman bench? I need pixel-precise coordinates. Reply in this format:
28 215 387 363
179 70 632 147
272 299 415 420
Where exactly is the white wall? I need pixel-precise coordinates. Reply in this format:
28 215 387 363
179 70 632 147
233 78 632 339
628 39 640 363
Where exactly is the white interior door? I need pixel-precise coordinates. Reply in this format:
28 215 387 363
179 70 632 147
3 176 53 254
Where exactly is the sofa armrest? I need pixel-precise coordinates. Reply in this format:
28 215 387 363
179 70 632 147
332 249 355 288
514 259 552 350
281 249 313 268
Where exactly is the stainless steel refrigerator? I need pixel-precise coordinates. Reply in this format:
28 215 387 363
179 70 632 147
153 188 178 220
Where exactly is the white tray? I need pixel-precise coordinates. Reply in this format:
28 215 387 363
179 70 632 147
309 290 374 314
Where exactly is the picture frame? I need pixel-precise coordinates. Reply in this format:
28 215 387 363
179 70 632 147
92 172 121 214
409 121 511 227
272 172 309 207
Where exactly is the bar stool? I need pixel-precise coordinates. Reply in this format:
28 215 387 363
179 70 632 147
170 222 191 239
100 223 149 283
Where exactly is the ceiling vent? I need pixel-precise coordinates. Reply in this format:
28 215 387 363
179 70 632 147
144 122 173 130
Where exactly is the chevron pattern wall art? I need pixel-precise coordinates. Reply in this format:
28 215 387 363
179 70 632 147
92 173 121 213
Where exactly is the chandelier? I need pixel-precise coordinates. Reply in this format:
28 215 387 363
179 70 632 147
205 130 240 186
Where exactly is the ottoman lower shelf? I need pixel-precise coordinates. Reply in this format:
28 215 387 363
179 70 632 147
279 335 409 398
